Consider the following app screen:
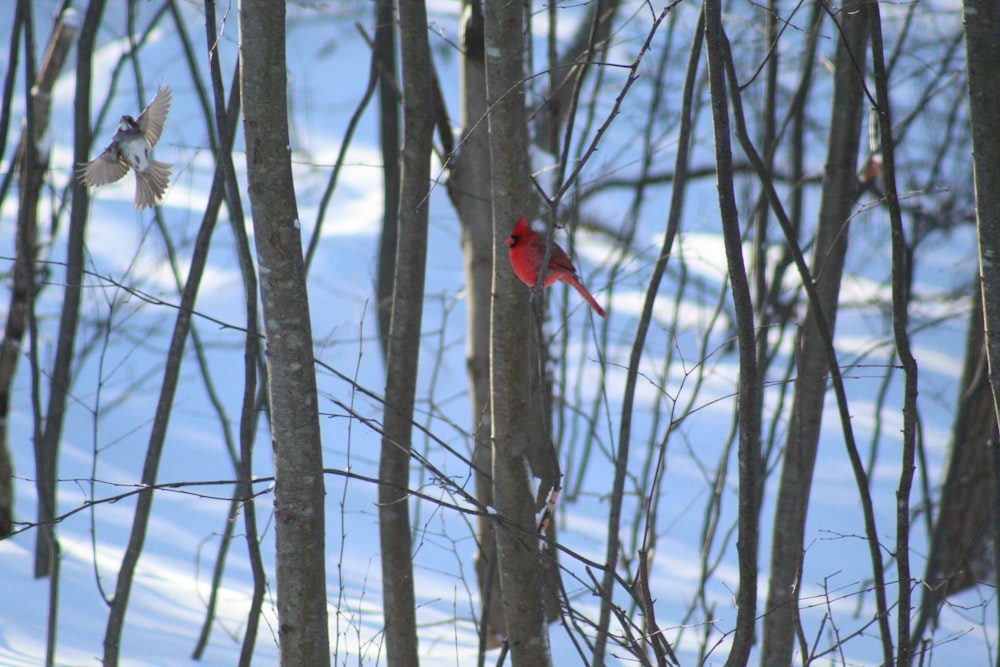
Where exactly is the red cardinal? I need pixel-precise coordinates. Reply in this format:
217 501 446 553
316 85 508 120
506 217 606 318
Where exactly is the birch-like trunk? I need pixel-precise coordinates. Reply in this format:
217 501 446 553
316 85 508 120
240 2 330 664
761 6 869 664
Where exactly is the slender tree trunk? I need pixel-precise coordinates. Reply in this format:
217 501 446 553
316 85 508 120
240 2 330 664
911 283 999 649
449 0 507 648
377 0 436 664
961 0 1000 660
964 0 1000 488
761 5 869 664
866 5 920 659
703 5 762 665
483 1 554 663
102 108 231 667
0 0 24 541
38 0 104 580
101 170 224 663
14 9 77 665
200 5 265 662
2 3 76 541
375 0 400 363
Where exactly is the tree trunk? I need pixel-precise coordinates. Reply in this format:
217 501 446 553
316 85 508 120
37 0 105 580
240 2 330 665
960 0 1000 657
1 3 76 541
703 6 762 665
11 9 77 665
484 1 555 663
377 0 436 664
911 283 999 648
102 98 229 667
964 0 1000 428
449 0 507 647
761 5 869 664
375 0 400 364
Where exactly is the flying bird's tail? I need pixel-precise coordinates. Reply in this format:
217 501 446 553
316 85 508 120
133 159 171 209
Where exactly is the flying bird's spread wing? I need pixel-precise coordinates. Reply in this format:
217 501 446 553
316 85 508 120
136 86 172 148
78 147 129 187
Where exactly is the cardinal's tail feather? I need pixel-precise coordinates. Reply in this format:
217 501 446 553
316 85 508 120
565 275 607 318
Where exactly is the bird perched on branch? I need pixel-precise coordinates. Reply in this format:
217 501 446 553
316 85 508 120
506 216 606 318
78 85 172 209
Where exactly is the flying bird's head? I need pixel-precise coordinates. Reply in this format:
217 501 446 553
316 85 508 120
118 115 138 132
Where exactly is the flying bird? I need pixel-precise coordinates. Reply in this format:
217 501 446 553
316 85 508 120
78 85 172 209
506 216 606 318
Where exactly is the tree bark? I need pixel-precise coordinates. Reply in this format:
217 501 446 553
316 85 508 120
0 0 24 541
11 8 77 665
102 98 231 667
961 0 1000 659
37 0 103 580
1 2 76 541
484 1 555 663
377 0 436 664
761 6 869 664
375 0 400 364
449 0 507 647
703 5 761 665
866 5 920 659
911 283 999 648
240 2 330 665
964 0 1000 499
198 4 265 662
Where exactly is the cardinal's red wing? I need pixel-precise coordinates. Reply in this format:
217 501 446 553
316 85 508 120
547 249 577 275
